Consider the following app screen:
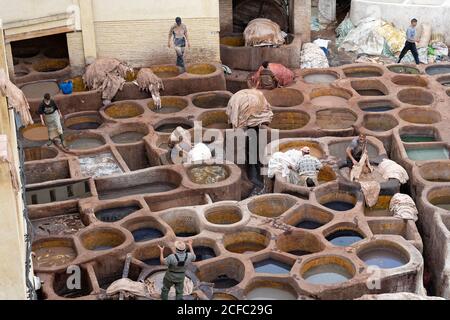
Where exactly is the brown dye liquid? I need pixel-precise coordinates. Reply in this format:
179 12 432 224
32 214 84 237
154 71 180 78
226 242 266 254
33 246 76 268
189 165 228 184
311 96 348 107
23 125 49 141
206 209 241 224
152 106 183 114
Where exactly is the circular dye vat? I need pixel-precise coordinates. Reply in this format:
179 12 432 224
316 108 356 130
311 96 348 108
397 89 434 106
247 196 296 218
426 65 450 76
399 108 441 124
226 242 266 254
322 201 355 211
21 80 60 100
303 263 352 285
81 229 125 251
359 247 408 269
33 243 76 268
145 271 193 298
326 230 363 247
400 135 436 143
193 246 216 261
388 65 419 74
295 219 324 230
105 103 143 119
148 97 188 113
193 93 230 109
246 287 297 300
186 63 216 75
65 115 102 130
67 121 100 130
269 111 310 130
359 103 394 112
95 206 141 222
344 70 382 78
303 73 338 84
220 36 245 47
13 46 40 58
264 88 304 108
355 89 386 96
155 122 192 133
212 293 238 300
429 196 450 211
253 259 292 274
363 114 398 132
188 165 229 184
211 275 240 289
175 231 198 237
205 207 242 225
198 111 231 129
111 131 145 144
21 124 49 141
288 249 313 256
406 147 449 161
132 228 164 242
33 59 69 73
151 65 181 78
67 137 105 150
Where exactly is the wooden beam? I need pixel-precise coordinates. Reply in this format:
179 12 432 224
5 26 74 43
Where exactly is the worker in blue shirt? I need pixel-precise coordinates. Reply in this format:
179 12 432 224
398 18 420 65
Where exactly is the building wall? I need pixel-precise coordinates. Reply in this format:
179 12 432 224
1 0 221 70
0 0 75 24
91 0 221 67
219 0 233 33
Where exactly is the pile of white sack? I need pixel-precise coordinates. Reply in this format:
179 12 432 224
300 43 329 69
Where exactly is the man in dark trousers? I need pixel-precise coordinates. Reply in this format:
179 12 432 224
158 239 196 300
398 18 420 65
168 17 190 72
38 93 65 147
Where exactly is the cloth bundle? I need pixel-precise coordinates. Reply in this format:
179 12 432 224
136 68 164 107
243 18 286 47
0 69 33 126
226 89 273 129
83 58 132 102
389 193 419 221
378 159 409 184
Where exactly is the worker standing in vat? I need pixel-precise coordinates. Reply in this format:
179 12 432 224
346 133 367 169
256 61 279 90
398 18 420 65
290 146 322 187
168 17 190 72
38 93 65 147
158 240 196 300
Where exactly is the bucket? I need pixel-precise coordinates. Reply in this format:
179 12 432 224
59 81 73 95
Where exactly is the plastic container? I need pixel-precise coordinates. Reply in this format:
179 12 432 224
59 81 73 95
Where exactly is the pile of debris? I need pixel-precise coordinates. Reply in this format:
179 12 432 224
336 15 449 65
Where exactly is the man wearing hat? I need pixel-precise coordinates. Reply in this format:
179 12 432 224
291 146 323 187
158 239 196 300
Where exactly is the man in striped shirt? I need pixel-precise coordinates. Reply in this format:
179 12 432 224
398 18 420 65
